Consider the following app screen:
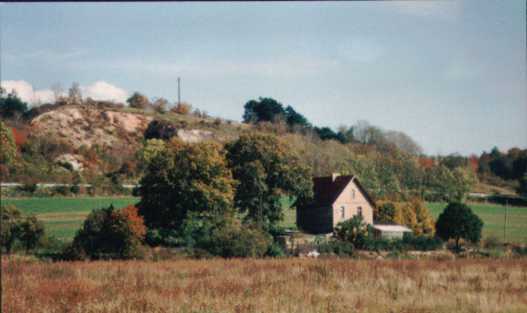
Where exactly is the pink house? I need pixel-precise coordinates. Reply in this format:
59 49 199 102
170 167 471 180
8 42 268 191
297 173 375 234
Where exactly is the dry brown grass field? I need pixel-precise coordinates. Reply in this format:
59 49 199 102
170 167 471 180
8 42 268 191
2 257 527 313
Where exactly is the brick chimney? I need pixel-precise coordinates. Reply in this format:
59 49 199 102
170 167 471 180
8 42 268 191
331 173 340 182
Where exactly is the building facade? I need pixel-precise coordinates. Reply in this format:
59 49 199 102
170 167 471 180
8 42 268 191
297 174 375 234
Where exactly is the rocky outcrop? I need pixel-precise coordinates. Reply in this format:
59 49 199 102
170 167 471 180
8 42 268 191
31 106 152 149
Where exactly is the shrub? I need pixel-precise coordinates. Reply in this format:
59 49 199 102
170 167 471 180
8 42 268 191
513 246 527 256
67 205 146 260
361 237 398 252
483 236 503 249
317 240 355 256
333 215 368 248
180 213 272 258
18 215 45 252
70 184 81 195
52 185 70 196
1 205 45 253
17 182 38 195
1 205 23 253
266 242 286 257
171 102 192 115
401 233 443 251
144 120 178 141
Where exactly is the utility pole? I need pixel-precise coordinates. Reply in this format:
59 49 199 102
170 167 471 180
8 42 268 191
504 199 508 242
177 77 181 106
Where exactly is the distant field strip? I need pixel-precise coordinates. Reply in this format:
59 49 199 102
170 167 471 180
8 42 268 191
2 197 138 241
2 197 526 243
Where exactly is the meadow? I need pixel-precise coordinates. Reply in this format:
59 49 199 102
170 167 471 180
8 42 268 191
427 202 527 244
3 197 527 243
2 257 527 313
282 201 527 244
2 197 138 241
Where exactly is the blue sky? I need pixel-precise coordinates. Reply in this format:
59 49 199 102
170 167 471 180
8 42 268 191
1 1 525 156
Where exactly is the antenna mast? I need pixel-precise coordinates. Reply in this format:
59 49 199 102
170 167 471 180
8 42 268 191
177 77 181 105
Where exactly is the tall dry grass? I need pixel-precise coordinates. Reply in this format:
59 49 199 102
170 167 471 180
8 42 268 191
2 257 527 313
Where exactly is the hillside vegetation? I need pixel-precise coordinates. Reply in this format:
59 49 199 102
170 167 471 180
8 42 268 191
1 88 525 203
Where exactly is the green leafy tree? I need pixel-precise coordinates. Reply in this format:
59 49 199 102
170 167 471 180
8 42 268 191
0 121 17 168
435 202 483 250
376 202 396 224
0 205 23 253
18 215 45 252
285 105 311 128
0 87 28 119
333 215 368 248
137 138 167 167
226 133 313 228
424 165 472 202
1 205 46 253
243 97 286 123
518 174 527 197
138 140 237 232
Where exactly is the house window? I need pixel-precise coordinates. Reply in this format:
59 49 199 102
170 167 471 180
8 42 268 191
351 189 355 199
357 206 363 217
340 206 345 219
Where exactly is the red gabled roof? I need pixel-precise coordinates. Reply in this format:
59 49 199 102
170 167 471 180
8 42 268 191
312 175 354 206
310 174 377 209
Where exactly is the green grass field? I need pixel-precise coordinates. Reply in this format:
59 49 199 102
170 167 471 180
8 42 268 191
2 197 139 241
427 202 527 244
283 202 526 243
3 197 526 244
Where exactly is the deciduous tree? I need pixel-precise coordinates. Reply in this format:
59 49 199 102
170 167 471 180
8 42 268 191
127 92 150 109
226 133 313 228
435 202 483 250
137 140 237 231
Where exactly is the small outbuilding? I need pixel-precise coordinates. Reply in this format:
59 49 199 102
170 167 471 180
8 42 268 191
372 224 412 240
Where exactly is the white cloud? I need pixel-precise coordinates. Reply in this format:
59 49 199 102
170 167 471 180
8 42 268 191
0 80 54 105
1 80 129 105
81 81 128 103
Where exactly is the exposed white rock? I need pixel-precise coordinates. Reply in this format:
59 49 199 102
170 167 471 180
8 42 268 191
54 154 85 171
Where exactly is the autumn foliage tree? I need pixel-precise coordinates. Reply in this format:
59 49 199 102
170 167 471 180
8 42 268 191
375 198 435 235
127 92 150 109
67 205 146 260
0 121 17 175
